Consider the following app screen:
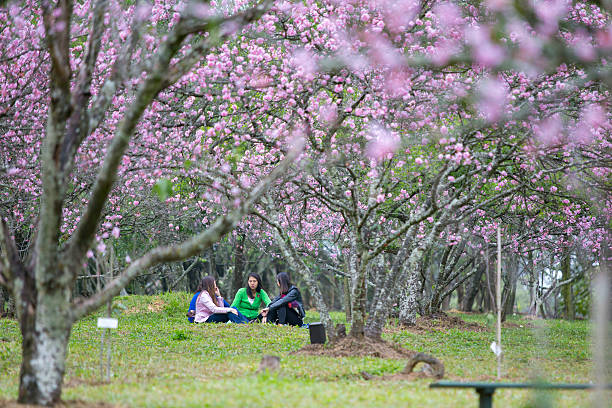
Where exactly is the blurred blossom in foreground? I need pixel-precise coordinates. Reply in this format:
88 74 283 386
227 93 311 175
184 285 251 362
465 26 505 68
476 78 508 123
288 125 307 154
365 124 400 161
291 48 318 81
535 114 563 147
574 104 607 144
134 2 153 21
535 0 569 36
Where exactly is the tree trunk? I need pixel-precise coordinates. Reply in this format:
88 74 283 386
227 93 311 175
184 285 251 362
208 248 217 280
231 234 246 299
160 270 169 293
502 283 516 321
441 292 451 311
364 243 414 341
349 261 367 337
461 262 485 312
399 244 424 326
501 255 518 322
19 319 71 405
18 274 73 406
456 283 464 311
399 267 421 325
0 286 9 317
561 249 575 320
484 255 496 313
186 259 202 292
343 275 351 322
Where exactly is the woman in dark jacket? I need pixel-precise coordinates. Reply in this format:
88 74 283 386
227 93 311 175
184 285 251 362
262 272 305 326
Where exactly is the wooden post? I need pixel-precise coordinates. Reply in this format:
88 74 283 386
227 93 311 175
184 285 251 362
496 225 502 379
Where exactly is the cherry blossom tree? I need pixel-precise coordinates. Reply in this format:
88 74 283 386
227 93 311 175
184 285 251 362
0 0 311 404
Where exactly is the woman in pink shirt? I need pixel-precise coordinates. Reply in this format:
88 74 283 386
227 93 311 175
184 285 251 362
194 276 248 323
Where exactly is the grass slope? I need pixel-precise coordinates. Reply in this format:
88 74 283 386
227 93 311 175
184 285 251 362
0 292 603 407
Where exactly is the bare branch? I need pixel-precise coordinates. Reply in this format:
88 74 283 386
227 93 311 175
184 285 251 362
169 257 199 290
0 217 25 292
59 0 108 177
87 1 148 135
367 205 436 262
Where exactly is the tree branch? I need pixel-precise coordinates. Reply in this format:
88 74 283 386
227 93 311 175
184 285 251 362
87 0 148 135
59 0 108 179
162 0 275 87
0 217 25 293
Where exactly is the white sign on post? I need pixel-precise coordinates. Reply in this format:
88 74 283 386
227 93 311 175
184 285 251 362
97 317 118 329
490 341 503 357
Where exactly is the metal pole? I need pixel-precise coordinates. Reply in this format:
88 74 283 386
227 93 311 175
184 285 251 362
476 387 495 408
593 270 610 408
106 328 111 381
106 248 113 382
99 329 105 381
496 225 502 380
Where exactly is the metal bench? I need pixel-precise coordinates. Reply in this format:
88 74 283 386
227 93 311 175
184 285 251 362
430 381 612 408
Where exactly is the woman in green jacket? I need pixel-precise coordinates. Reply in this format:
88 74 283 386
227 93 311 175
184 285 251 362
231 273 271 321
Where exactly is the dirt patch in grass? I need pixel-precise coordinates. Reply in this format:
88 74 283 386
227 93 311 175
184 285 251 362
146 299 166 313
404 312 486 333
362 371 434 381
502 321 535 329
295 336 416 359
123 298 166 314
0 400 121 408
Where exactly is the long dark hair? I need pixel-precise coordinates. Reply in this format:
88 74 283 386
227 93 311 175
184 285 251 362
276 272 291 294
197 276 219 306
245 272 263 299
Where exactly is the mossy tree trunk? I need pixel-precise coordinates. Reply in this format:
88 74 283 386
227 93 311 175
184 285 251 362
561 249 575 320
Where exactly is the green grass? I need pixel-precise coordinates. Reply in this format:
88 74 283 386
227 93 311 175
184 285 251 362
0 293 605 407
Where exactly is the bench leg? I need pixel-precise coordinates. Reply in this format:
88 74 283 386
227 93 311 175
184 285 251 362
475 387 495 408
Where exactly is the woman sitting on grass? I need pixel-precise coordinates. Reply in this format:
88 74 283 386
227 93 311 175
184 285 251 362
261 272 305 326
230 273 271 322
194 276 249 324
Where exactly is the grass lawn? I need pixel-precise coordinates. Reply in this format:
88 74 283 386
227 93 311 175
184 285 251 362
0 292 604 407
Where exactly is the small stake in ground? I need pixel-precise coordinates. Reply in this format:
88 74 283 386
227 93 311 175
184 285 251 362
97 315 117 382
495 225 503 379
